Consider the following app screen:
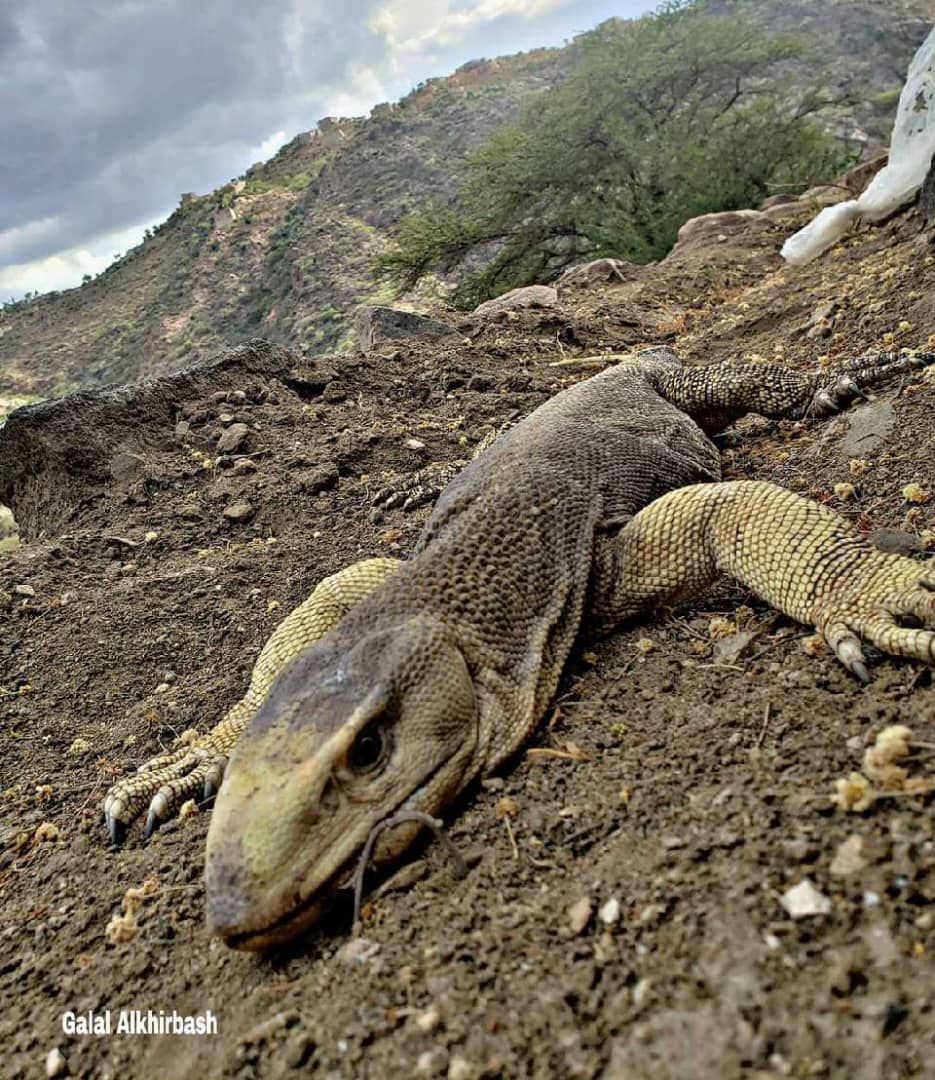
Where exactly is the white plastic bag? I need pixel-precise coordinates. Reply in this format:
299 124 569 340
782 26 935 266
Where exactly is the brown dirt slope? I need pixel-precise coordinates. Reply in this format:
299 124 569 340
2 192 935 1079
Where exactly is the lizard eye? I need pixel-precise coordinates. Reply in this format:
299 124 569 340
348 725 389 774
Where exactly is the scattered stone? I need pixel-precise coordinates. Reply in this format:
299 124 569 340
414 1004 442 1033
568 896 592 935
223 501 255 523
447 1056 476 1080
830 835 867 877
405 438 426 450
45 1047 66 1078
174 420 191 437
599 897 621 925
803 301 838 340
176 505 204 521
561 258 633 284
67 738 91 756
780 878 832 918
300 463 339 494
712 629 756 665
841 400 894 457
357 306 458 350
336 937 381 965
415 1050 448 1077
13 583 35 597
231 458 258 476
632 978 652 1008
472 285 557 319
216 422 249 454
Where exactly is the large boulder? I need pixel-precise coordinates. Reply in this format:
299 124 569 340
472 285 558 319
356 306 458 350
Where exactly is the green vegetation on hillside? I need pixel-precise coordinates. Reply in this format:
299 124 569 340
379 0 852 308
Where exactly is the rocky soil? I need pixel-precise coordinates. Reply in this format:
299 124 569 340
2 187 935 1079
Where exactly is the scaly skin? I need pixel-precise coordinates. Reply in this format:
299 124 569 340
102 347 935 949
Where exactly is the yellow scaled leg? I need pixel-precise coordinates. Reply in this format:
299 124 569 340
602 480 935 680
103 557 401 842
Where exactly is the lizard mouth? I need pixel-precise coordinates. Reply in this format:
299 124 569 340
220 859 357 951
217 762 457 951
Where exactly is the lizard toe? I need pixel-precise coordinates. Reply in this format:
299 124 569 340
103 746 228 841
822 620 872 682
882 580 935 625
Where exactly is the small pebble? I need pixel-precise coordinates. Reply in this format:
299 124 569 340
599 897 621 925
217 423 249 454
414 1004 441 1033
568 896 592 935
830 835 867 878
780 879 831 918
448 1056 475 1080
223 502 255 523
45 1047 66 1078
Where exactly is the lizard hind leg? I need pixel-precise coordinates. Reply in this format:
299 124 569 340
598 480 935 680
103 557 402 843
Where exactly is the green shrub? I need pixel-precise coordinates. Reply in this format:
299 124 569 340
379 0 850 308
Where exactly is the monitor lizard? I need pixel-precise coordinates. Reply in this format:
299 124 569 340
103 347 935 949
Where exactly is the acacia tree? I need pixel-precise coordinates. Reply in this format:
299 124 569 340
378 0 850 308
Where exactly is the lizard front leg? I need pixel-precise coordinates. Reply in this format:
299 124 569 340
103 557 402 842
652 349 934 433
595 480 935 681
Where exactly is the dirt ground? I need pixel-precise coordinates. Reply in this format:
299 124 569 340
2 191 935 1080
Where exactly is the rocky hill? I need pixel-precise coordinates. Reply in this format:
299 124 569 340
0 0 932 401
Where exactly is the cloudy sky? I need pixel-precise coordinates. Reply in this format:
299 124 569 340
0 0 657 302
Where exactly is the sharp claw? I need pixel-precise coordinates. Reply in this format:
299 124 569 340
203 761 226 800
143 790 170 839
852 660 871 684
107 811 127 846
813 389 838 414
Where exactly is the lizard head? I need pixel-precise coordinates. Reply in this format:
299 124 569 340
204 615 479 950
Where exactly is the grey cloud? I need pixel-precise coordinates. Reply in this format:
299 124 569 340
1 0 387 266
1 0 654 290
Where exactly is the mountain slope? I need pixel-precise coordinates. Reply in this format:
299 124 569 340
0 0 932 398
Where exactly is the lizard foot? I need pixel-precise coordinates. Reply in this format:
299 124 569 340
817 570 935 682
371 460 465 512
104 732 234 843
810 349 935 415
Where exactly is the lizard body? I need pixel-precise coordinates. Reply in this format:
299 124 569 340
103 348 935 949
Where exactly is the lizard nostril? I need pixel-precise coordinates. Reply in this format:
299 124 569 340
320 776 340 814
